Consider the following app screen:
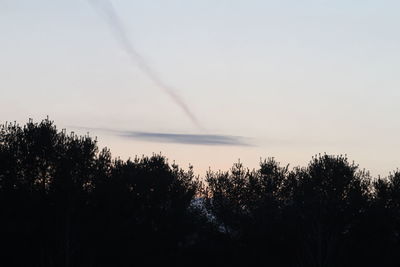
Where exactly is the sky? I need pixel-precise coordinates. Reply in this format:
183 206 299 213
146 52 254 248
1 0 400 176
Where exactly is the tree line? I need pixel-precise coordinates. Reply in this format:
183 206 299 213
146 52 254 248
0 118 399 266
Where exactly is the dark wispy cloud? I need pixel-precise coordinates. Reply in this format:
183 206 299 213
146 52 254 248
70 126 250 146
88 0 203 130
120 131 249 146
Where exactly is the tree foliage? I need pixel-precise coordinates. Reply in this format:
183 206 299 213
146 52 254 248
0 119 399 266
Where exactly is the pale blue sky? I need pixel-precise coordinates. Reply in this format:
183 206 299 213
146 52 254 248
1 0 400 175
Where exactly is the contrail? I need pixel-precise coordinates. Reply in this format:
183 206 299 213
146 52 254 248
88 0 203 130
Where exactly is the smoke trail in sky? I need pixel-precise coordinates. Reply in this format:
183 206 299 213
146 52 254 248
88 0 203 130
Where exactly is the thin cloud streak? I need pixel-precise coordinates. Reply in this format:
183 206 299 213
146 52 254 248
70 126 250 146
121 131 250 146
88 0 203 130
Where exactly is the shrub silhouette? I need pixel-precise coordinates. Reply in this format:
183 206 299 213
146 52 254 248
1 118 400 267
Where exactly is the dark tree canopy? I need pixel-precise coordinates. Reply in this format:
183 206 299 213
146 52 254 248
0 118 400 267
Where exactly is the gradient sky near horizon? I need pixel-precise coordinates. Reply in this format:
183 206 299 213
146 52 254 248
1 0 400 176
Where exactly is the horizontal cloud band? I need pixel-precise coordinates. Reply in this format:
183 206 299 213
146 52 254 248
70 126 249 146
120 131 249 146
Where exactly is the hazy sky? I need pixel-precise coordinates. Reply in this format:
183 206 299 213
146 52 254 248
1 0 400 176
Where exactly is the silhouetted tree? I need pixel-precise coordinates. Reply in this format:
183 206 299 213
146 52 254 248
204 158 293 265
91 155 200 266
0 119 101 266
3 118 400 267
0 119 200 267
283 154 371 267
363 171 400 267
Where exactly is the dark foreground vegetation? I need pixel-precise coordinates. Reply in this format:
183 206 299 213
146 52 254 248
1 119 400 267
